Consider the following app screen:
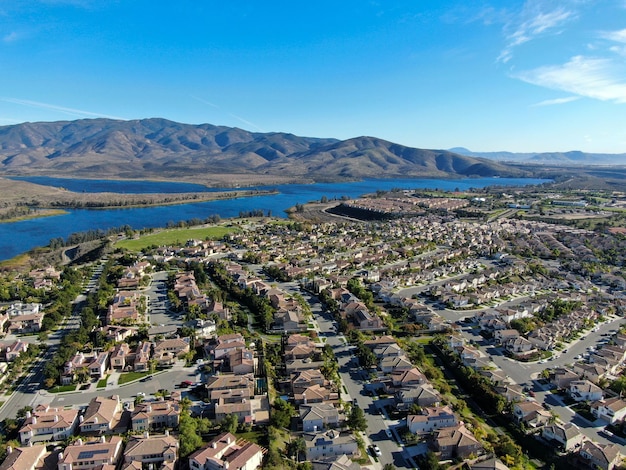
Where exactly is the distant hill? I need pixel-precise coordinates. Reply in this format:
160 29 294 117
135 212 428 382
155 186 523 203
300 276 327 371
0 118 525 182
449 147 626 166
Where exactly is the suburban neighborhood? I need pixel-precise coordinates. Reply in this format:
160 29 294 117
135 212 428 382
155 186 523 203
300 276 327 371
0 189 626 470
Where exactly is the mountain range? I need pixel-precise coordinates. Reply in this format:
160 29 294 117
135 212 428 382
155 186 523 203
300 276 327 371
449 147 626 166
0 118 526 183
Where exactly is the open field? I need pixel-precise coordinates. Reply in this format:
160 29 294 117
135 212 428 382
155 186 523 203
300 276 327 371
115 225 239 251
0 177 277 211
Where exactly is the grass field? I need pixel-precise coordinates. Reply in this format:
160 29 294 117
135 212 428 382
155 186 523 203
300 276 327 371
115 226 239 251
49 384 77 393
118 371 151 385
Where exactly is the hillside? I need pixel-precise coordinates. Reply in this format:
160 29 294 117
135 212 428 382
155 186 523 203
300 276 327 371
0 118 525 183
449 147 626 166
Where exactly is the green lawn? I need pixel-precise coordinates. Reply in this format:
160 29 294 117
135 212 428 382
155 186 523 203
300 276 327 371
118 371 151 385
115 226 238 251
97 374 110 388
49 384 77 393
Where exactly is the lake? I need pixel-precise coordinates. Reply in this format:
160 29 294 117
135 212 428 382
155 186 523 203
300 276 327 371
0 176 548 261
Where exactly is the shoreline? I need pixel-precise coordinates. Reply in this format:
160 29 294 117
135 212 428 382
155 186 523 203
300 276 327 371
0 209 69 224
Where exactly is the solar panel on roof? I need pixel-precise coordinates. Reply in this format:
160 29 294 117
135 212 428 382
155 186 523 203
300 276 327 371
76 449 110 460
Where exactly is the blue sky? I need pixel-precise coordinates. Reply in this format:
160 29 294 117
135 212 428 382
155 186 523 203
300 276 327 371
1 1 625 153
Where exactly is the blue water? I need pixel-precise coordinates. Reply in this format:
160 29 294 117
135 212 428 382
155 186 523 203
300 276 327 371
0 176 548 261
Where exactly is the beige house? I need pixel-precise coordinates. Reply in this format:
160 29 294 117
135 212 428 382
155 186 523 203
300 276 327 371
123 433 178 470
189 432 264 470
19 405 79 444
58 436 123 470
131 398 180 431
0 445 47 470
591 397 626 424
153 338 190 366
303 430 358 461
80 395 122 434
541 423 584 451
434 424 483 460
578 441 622 470
407 405 457 434
300 403 341 432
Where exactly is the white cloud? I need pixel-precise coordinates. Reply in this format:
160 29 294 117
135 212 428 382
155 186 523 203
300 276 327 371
531 96 580 107
0 97 126 120
515 55 626 103
498 3 576 63
600 28 626 43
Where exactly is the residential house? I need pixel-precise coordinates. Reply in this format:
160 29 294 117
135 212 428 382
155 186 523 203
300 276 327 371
569 380 603 402
189 319 216 339
6 302 41 316
494 384 526 403
285 334 318 361
396 383 441 408
541 423 585 451
211 334 246 360
407 405 457 434
494 329 520 344
226 349 255 375
100 326 135 343
363 335 397 349
351 307 384 331
379 355 413 374
294 384 337 405
292 369 328 394
434 424 483 460
578 441 622 470
300 403 341 432
1 340 28 362
7 313 44 334
79 395 123 434
389 367 428 389
123 433 178 470
303 430 358 461
189 432 264 470
58 437 123 470
88 352 109 378
590 397 626 424
131 398 180 431
153 338 190 366
206 374 255 395
469 456 510 470
513 401 551 428
0 445 47 470
503 337 535 356
134 341 152 372
61 352 88 386
274 309 306 333
19 405 80 444
214 399 254 425
310 454 360 470
110 343 131 371
550 368 580 390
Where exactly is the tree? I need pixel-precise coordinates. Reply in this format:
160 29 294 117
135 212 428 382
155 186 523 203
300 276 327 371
287 437 306 462
179 413 203 457
383 465 397 470
271 398 295 429
220 413 239 434
346 404 367 432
